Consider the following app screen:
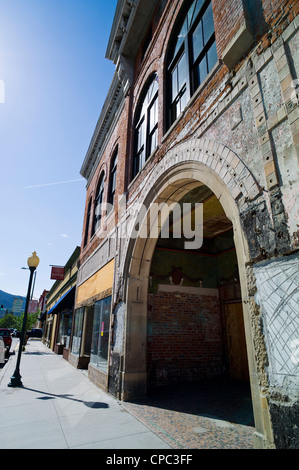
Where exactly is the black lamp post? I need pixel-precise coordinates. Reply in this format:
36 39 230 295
8 251 39 388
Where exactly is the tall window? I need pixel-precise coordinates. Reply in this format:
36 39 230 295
167 0 217 128
83 198 92 247
92 172 105 235
71 308 84 356
108 149 118 208
132 74 158 179
90 297 112 372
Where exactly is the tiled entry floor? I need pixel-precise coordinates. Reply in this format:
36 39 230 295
121 377 255 449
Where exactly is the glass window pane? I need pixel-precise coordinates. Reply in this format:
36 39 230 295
207 40 217 71
180 87 188 111
148 128 158 156
97 297 111 371
90 303 101 366
71 308 84 355
148 77 158 103
89 297 111 372
149 98 158 132
187 0 196 28
171 68 178 101
192 21 203 62
174 19 187 57
137 118 145 151
199 56 208 84
139 147 146 169
177 53 187 92
203 2 214 45
192 0 205 23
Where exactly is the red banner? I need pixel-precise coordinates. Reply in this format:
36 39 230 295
28 300 38 313
51 267 65 280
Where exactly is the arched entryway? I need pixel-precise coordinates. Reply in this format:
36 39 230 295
118 139 269 446
147 184 250 390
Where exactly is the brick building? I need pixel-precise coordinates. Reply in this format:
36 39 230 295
74 0 299 448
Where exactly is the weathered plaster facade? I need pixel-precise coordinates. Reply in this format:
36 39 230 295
76 0 299 449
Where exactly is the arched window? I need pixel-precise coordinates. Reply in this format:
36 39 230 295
92 172 105 235
83 197 92 247
132 74 158 179
167 0 217 128
108 148 118 208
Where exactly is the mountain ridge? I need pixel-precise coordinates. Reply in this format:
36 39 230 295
0 289 26 311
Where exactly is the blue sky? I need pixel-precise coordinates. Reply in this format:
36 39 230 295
0 0 117 298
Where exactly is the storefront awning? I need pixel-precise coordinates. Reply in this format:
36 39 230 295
47 286 76 315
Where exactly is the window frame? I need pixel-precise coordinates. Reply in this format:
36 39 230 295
132 73 159 179
108 148 118 208
90 296 112 373
83 197 92 248
166 0 217 129
91 172 105 236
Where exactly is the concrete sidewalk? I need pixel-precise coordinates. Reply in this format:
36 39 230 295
0 340 171 449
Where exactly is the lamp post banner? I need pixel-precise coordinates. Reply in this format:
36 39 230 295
28 300 38 313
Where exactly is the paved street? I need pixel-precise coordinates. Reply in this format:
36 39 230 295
0 340 255 450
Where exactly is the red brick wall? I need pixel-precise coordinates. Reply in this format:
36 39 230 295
212 0 299 59
147 291 224 387
80 0 299 263
212 0 251 57
80 96 131 265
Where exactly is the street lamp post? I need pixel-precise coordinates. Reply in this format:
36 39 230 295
21 267 37 300
8 251 40 388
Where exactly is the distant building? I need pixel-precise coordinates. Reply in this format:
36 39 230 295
37 289 49 328
43 247 80 360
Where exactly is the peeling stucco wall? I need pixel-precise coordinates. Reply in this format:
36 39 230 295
254 254 299 394
253 253 299 449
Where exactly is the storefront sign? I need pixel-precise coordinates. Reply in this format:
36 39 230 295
51 267 65 280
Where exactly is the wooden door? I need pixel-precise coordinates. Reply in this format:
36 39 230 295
225 302 249 381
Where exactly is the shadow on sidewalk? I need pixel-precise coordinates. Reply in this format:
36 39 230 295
128 376 255 427
23 387 110 410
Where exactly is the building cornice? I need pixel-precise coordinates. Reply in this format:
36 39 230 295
106 0 159 64
80 71 126 182
81 0 159 184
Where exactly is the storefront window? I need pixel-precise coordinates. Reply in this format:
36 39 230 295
90 297 111 372
57 311 73 347
71 307 84 355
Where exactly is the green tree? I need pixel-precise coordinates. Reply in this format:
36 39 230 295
0 311 39 332
0 313 18 329
15 311 39 332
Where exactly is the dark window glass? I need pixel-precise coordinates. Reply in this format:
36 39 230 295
207 41 218 70
167 0 217 128
108 149 118 208
90 297 111 372
132 74 158 179
170 53 187 124
83 198 92 247
92 173 105 235
71 308 84 356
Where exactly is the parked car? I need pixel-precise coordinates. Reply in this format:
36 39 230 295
0 337 5 364
0 328 12 357
26 328 43 339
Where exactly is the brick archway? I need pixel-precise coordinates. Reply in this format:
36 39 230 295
118 140 265 446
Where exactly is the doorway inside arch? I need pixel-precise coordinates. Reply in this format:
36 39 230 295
146 184 254 426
